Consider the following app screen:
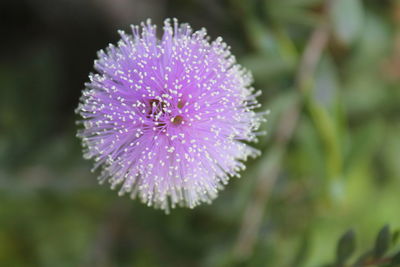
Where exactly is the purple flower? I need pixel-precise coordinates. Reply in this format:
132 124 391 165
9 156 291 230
77 19 263 211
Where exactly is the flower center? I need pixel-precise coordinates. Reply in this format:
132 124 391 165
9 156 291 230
147 99 165 116
146 98 185 126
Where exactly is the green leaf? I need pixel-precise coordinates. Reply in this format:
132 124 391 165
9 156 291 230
336 229 356 265
353 250 373 267
330 0 364 46
374 225 391 258
290 233 310 267
393 230 400 246
391 251 400 265
306 96 343 185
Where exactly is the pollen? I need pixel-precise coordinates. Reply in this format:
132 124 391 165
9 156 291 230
177 100 185 109
172 115 184 125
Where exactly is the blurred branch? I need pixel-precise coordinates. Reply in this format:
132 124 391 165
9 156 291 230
233 105 298 259
233 0 333 260
296 14 331 92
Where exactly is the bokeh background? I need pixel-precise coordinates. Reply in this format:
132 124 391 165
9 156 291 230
1 0 400 266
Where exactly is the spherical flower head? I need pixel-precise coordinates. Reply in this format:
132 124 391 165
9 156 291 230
76 18 263 212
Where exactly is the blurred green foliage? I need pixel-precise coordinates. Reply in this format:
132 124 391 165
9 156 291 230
1 0 400 266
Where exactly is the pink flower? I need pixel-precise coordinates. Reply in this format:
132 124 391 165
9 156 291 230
76 19 263 211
